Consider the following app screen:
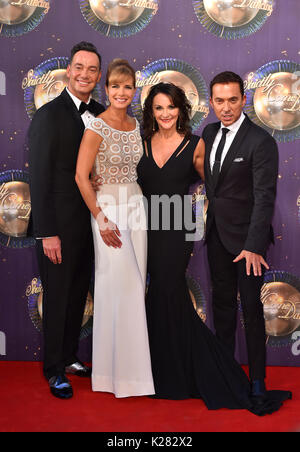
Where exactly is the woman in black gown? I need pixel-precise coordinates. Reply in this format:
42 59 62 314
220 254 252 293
137 82 291 415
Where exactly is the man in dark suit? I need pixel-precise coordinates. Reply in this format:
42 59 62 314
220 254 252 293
29 42 105 399
203 71 279 398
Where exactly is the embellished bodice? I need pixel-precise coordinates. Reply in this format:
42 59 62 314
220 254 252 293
86 117 143 184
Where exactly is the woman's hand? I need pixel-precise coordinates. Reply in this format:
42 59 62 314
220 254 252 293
193 138 205 181
96 211 122 248
90 174 102 192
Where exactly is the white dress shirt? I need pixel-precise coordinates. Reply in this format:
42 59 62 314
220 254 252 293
66 87 96 127
209 112 246 172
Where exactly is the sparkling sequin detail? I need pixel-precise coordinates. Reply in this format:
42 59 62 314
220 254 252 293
86 117 143 184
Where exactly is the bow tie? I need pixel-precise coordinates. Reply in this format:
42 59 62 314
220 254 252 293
79 99 98 116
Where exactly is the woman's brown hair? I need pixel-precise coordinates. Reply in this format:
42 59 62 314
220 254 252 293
105 59 136 88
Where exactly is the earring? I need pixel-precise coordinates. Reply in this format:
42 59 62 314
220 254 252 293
177 117 182 130
105 95 110 107
153 118 157 131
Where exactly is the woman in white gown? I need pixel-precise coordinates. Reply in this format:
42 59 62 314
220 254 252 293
75 59 155 397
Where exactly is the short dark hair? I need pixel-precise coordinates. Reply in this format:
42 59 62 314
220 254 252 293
142 82 192 140
70 41 102 69
210 71 244 97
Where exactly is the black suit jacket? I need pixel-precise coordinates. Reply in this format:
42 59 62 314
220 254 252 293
28 88 105 239
203 114 279 256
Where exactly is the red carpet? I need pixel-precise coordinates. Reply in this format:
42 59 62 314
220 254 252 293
0 362 299 432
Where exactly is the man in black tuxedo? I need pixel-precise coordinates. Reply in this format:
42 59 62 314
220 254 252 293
203 71 279 398
29 42 105 399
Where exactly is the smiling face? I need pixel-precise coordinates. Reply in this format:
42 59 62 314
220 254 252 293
152 92 180 132
210 82 246 127
66 50 101 102
105 73 136 110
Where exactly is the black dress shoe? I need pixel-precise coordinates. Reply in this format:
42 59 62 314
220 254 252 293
65 361 92 377
251 379 266 397
48 374 73 399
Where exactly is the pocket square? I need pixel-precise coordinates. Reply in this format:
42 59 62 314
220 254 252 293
233 157 244 162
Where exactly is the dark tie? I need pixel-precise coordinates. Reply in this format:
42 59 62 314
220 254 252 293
212 127 230 186
79 99 98 116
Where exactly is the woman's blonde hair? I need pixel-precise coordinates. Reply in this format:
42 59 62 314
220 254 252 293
105 59 136 88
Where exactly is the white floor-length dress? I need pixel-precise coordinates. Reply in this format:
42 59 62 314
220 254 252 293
86 117 154 397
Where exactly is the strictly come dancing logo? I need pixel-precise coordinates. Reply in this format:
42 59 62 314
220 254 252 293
0 170 34 248
235 271 300 354
132 58 209 133
244 60 300 142
22 56 102 119
260 271 300 355
26 278 94 339
79 0 159 38
0 0 50 37
193 0 274 40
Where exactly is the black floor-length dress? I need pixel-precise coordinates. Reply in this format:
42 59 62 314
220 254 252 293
137 134 291 415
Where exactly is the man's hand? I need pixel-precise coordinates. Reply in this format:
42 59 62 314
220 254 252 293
233 250 269 276
42 236 62 264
